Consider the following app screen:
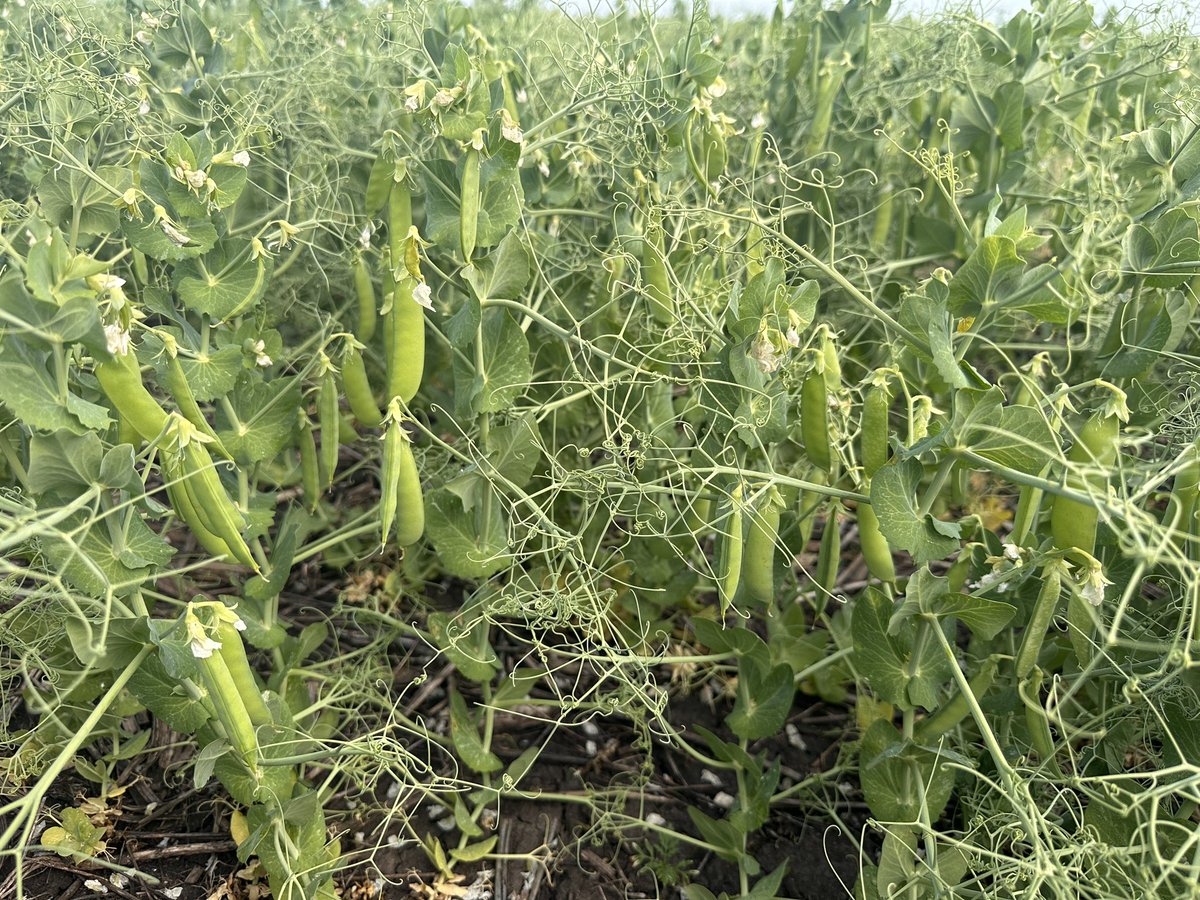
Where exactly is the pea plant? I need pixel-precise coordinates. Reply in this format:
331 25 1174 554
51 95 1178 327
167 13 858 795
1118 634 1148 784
0 1 1198 899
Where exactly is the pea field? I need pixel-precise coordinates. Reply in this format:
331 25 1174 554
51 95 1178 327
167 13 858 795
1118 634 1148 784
1 0 1198 898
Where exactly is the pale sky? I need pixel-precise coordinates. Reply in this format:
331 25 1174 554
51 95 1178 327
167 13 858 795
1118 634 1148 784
701 0 1197 26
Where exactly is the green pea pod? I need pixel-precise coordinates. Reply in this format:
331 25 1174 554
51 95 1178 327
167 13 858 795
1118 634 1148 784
317 364 340 489
913 655 999 742
820 332 842 393
801 371 832 473
871 188 894 252
161 450 237 561
386 276 425 405
95 347 168 442
177 441 259 572
1011 462 1051 548
198 644 258 765
702 119 728 184
857 503 895 584
1169 439 1199 559
117 414 139 447
715 484 745 613
641 213 674 325
1067 585 1094 668
215 620 271 728
460 143 481 263
744 216 766 279
1020 669 1061 775
816 504 841 593
354 251 377 343
298 415 319 513
1050 412 1119 555
341 343 383 427
796 470 826 552
380 404 424 547
1015 561 1064 680
861 380 890 479
743 488 782 604
164 355 232 461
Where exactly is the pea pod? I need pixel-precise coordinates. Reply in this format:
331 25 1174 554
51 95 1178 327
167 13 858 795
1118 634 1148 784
1015 560 1064 680
176 440 258 572
715 483 745 613
641 212 674 325
1011 462 1051 548
801 370 832 473
743 487 782 604
1050 412 1120 555
298 415 319 513
857 503 895 584
353 251 377 343
215 619 271 728
380 402 424 547
701 118 728 183
816 504 841 594
1169 439 1200 559
1067 584 1095 668
164 354 232 461
95 347 168 442
316 358 340 489
1020 668 1061 775
341 342 383 427
197 638 258 765
161 449 236 561
861 377 891 479
914 655 999 742
384 180 425 405
460 139 481 263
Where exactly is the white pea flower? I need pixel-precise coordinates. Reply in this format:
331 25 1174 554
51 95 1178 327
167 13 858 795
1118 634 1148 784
1002 542 1021 561
89 273 126 294
211 602 247 632
104 324 130 356
749 333 780 374
160 220 190 246
404 94 420 112
232 150 250 167
538 161 550 178
751 112 766 129
705 76 728 99
134 29 152 44
645 813 667 827
785 326 800 348
186 613 221 659
501 121 523 143
1080 563 1111 607
186 168 208 190
516 88 528 103
412 282 434 311
123 69 141 87
432 89 455 108
252 340 272 367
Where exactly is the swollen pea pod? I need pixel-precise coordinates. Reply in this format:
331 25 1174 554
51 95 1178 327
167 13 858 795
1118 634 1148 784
117 414 139 447
1020 668 1061 775
215 619 271 728
460 137 481 263
861 377 891 479
801 368 832 473
384 184 425 405
353 251 377 343
743 487 782 604
94 347 168 443
316 356 340 490
380 401 424 548
160 449 237 561
913 655 1000 743
169 423 259 572
340 341 383 428
164 353 232 461
1011 462 1051 548
856 503 895 584
197 639 258 766
1169 439 1200 559
715 483 745 612
1015 560 1065 680
298 414 319 513
1050 411 1120 556
641 211 674 325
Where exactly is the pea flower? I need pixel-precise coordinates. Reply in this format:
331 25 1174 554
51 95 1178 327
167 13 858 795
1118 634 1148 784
185 607 222 659
413 282 434 311
104 323 130 356
1079 561 1111 607
232 150 250 167
252 339 272 367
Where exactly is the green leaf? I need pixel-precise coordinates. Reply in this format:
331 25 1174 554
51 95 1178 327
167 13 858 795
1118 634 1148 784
216 375 301 464
193 738 230 789
449 687 503 774
745 862 789 900
870 458 961 564
178 346 244 402
1124 208 1200 289
859 720 957 821
128 651 211 733
426 488 510 580
174 244 272 320
41 807 107 861
686 808 744 863
993 82 1025 151
450 835 498 862
727 662 794 741
37 164 130 237
487 413 542 486
852 589 952 710
122 208 219 261
477 140 525 249
891 567 1016 641
951 387 1057 475
427 605 499 683
947 235 1026 316
898 283 968 390
477 309 531 413
463 230 531 301
876 828 918 898
39 508 174 598
0 341 106 433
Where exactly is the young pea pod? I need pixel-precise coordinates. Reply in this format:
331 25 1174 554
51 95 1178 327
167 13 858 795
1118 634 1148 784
1011 462 1051 548
161 448 237 561
380 402 424 547
164 354 232 461
1169 439 1200 559
816 503 841 594
1050 412 1120 555
1015 560 1065 680
341 342 383 428
715 483 745 613
316 357 340 489
801 369 833 473
1020 668 1061 775
353 251 377 343
194 630 258 765
95 347 169 443
214 618 271 728
856 502 895 584
861 376 891 479
913 655 999 743
172 430 259 572
641 212 674 326
743 487 782 604
460 138 481 263
298 414 320 513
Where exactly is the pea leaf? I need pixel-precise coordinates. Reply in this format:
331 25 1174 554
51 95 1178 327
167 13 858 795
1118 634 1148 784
899 283 968 390
426 488 509 579
179 346 244 402
487 413 542 486
851 589 952 710
216 375 301 464
428 607 499 682
727 662 795 740
870 458 961 564
859 720 958 822
449 687 503 773
36 164 130 237
122 208 218 261
891 567 1016 641
463 230 531 301
174 244 272 320
1124 208 1200 289
0 341 107 433
472 309 531 413
128 651 211 733
41 807 107 861
951 387 1057 475
947 235 1026 316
